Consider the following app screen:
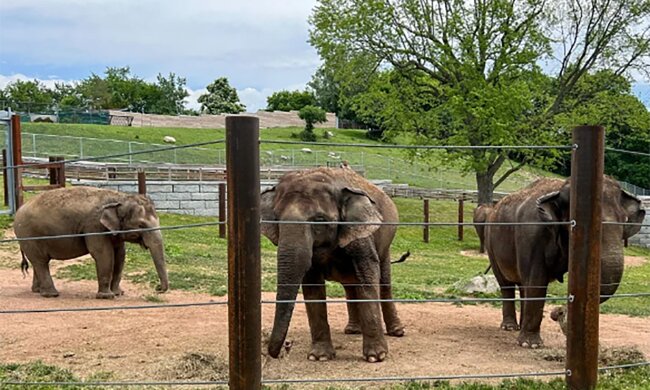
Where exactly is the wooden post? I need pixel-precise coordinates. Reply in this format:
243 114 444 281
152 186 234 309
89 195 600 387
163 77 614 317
2 149 7 206
10 115 23 208
423 199 429 243
457 195 464 241
219 183 226 239
226 116 261 390
48 156 65 186
566 125 604 390
137 170 147 195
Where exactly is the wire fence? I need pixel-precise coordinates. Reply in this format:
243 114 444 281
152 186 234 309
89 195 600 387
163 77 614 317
1 120 649 388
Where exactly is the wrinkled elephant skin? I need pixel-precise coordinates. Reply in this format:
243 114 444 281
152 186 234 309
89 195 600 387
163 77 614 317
14 186 169 299
485 177 644 348
261 167 404 363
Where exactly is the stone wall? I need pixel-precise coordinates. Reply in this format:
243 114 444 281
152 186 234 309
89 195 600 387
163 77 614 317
73 180 272 217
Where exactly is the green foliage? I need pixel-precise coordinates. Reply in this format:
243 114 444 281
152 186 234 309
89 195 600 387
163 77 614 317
266 89 316 111
298 104 327 141
2 79 55 112
197 77 246 114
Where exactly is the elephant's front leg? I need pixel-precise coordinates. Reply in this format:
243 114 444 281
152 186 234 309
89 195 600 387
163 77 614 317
111 242 126 296
517 284 547 348
348 240 387 363
87 237 116 299
302 270 335 361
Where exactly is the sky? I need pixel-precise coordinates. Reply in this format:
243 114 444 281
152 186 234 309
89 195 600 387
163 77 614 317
0 0 321 112
0 1 649 112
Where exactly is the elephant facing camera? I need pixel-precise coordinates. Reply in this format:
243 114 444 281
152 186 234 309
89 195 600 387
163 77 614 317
15 186 169 299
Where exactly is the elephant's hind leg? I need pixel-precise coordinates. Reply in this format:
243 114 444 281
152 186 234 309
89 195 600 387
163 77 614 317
343 285 362 334
87 237 116 299
379 250 404 337
491 264 518 331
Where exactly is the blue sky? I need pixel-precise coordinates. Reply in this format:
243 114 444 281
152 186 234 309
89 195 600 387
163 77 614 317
1 0 648 112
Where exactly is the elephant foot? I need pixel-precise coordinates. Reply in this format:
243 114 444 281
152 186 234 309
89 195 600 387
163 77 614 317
39 289 59 298
386 322 405 337
344 322 362 335
500 319 519 331
96 291 115 299
363 338 388 363
517 331 543 349
31 286 40 293
308 342 336 362
111 287 124 296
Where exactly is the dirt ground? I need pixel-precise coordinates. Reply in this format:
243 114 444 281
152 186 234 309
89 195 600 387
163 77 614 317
1 252 649 387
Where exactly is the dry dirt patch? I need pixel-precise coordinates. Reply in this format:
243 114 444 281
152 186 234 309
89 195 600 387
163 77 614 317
1 266 649 386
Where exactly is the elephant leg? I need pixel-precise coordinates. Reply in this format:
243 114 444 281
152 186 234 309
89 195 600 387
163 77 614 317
111 243 126 296
343 285 361 334
31 258 58 297
87 237 116 299
517 284 547 348
379 250 404 337
491 264 518 330
303 270 335 361
348 240 387 363
31 269 40 293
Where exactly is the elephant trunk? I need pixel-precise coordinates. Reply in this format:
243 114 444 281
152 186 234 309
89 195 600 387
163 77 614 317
268 232 312 358
599 236 625 304
144 230 169 292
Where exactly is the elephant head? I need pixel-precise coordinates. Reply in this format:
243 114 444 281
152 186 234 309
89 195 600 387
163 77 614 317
261 174 383 358
100 195 169 292
536 176 645 300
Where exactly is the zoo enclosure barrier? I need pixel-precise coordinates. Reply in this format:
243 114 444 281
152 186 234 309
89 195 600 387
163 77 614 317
0 117 649 389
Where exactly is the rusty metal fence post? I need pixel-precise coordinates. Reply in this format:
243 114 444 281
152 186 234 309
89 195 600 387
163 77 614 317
423 199 429 243
566 125 604 390
10 115 23 209
457 195 464 241
219 183 226 239
226 116 261 389
2 149 7 206
137 170 146 195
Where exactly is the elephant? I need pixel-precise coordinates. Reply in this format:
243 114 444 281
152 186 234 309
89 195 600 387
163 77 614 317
261 167 405 363
14 186 169 299
485 176 645 348
472 203 494 253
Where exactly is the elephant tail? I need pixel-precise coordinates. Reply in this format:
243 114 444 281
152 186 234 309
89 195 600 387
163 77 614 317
391 251 410 264
20 251 29 278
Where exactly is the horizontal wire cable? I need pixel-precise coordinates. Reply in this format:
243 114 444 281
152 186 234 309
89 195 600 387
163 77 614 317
598 361 650 371
7 139 226 169
276 281 637 289
261 139 577 151
0 379 228 387
262 296 569 304
261 220 576 227
603 221 650 227
605 147 650 157
0 301 228 315
599 292 650 299
0 221 225 243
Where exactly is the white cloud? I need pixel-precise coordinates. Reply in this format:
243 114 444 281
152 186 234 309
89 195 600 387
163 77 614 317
0 73 76 90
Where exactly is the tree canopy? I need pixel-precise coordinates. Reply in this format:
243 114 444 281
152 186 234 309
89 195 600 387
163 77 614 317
266 90 316 111
310 0 650 201
198 77 246 115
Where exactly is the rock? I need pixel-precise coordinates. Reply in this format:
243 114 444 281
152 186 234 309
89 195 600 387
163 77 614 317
550 305 568 336
301 148 312 153
265 151 273 156
280 155 289 161
163 136 177 143
454 275 499 294
63 352 76 358
326 131 334 137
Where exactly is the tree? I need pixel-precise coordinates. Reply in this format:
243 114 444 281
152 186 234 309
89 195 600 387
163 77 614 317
266 90 316 111
197 77 245 115
310 0 650 203
151 73 189 115
3 80 54 112
298 105 327 141
78 74 112 109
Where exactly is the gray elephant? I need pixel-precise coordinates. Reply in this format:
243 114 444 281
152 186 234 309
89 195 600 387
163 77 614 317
261 167 405 363
14 186 169 299
485 177 645 348
473 203 494 253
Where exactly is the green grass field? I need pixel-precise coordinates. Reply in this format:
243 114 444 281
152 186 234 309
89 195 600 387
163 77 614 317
0 122 648 389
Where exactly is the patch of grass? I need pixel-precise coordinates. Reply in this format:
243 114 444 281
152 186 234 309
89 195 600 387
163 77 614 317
143 294 165 303
0 361 84 389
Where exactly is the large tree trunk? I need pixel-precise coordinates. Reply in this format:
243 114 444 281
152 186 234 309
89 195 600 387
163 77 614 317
476 171 495 205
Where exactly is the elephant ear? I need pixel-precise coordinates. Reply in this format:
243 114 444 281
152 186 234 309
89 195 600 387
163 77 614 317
537 184 570 223
621 190 646 239
338 187 383 248
100 203 122 232
260 186 279 245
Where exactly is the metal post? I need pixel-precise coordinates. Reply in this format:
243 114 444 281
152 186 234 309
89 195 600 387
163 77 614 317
32 133 36 157
423 199 430 243
11 115 23 209
137 170 146 195
458 195 464 241
219 183 226 239
566 125 604 390
128 142 133 165
2 149 7 206
226 116 261 390
5 117 16 214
